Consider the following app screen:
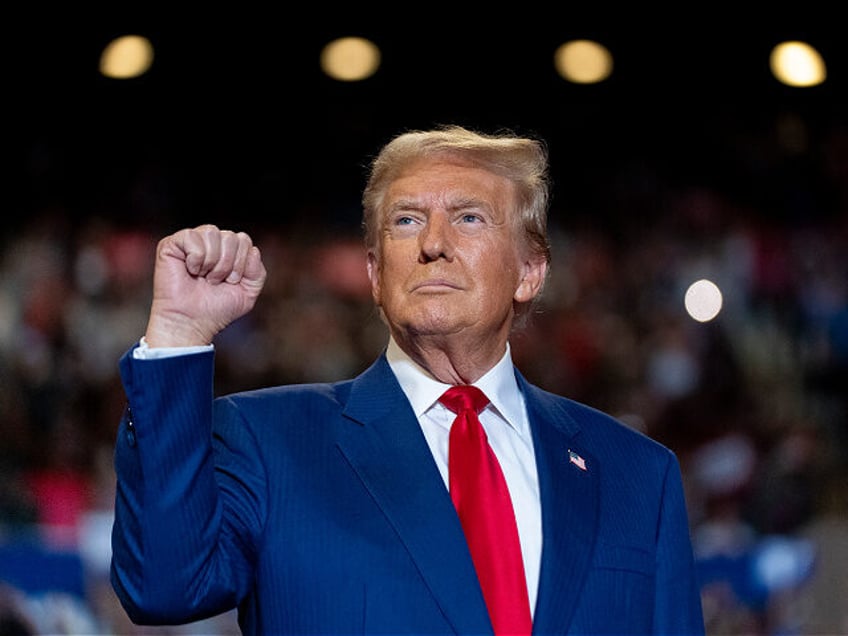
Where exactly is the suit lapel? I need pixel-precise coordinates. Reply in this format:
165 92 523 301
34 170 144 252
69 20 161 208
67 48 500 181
336 356 492 635
518 377 600 634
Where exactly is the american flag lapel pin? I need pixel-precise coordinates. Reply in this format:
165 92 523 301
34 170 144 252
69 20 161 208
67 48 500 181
568 449 587 471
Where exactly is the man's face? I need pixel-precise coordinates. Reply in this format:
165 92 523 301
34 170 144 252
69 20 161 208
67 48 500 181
367 156 546 344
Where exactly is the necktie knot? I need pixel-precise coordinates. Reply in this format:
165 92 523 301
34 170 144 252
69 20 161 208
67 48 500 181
439 385 489 416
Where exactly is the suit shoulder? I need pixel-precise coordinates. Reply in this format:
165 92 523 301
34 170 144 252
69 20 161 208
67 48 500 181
527 381 676 461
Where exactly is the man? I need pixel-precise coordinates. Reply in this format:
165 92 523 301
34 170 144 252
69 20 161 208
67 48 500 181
110 125 705 634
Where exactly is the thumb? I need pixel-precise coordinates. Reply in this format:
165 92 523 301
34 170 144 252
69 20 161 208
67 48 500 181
240 245 267 295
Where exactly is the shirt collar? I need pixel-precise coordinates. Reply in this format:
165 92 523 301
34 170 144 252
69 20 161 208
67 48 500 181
385 335 528 435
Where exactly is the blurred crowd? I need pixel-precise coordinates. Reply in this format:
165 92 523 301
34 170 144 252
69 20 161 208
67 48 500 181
2 113 847 635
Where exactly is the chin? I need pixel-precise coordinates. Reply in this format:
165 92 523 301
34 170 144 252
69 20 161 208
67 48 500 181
388 300 457 330
398 314 465 338
400 316 452 335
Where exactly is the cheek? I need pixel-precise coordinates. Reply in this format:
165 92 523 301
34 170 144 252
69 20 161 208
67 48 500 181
370 262 407 307
476 249 520 290
380 246 417 281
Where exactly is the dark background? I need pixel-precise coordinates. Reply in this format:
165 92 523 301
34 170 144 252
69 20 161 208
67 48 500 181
9 12 847 234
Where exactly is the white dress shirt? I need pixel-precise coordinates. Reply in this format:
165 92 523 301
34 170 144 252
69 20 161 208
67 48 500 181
385 337 542 614
134 335 543 613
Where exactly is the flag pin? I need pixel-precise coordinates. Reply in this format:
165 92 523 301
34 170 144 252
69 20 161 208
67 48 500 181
568 449 587 471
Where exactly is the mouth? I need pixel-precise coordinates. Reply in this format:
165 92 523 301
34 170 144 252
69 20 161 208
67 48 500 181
411 279 461 292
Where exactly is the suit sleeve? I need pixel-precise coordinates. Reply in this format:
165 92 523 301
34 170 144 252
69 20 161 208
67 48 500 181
653 452 705 635
110 346 264 625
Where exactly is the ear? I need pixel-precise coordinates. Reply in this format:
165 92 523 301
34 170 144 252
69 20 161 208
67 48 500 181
514 255 548 304
366 249 382 306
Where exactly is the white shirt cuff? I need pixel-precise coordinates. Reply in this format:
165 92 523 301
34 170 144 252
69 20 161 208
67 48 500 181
133 336 214 359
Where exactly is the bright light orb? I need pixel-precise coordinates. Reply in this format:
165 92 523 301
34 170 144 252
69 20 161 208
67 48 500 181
320 37 381 81
553 39 613 84
99 35 154 79
770 40 827 87
685 279 723 322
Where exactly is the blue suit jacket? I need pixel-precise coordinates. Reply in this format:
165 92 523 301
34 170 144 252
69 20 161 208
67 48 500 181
111 346 704 635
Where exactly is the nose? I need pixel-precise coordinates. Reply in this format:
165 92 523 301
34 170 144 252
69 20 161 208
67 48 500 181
419 211 454 263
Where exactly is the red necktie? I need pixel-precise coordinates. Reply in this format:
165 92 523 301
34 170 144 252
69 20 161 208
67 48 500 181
440 385 532 636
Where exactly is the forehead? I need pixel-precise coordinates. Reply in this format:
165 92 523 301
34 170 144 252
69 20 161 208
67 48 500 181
385 155 516 206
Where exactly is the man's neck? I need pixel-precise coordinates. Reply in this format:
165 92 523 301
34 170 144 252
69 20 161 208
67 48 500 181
389 330 508 385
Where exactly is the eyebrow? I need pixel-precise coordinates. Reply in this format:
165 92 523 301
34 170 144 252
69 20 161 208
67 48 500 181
386 196 492 214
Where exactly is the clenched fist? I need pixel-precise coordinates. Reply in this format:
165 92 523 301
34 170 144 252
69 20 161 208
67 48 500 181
144 224 267 348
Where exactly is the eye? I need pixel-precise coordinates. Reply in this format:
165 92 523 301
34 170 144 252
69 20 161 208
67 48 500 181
460 213 483 223
386 213 422 236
